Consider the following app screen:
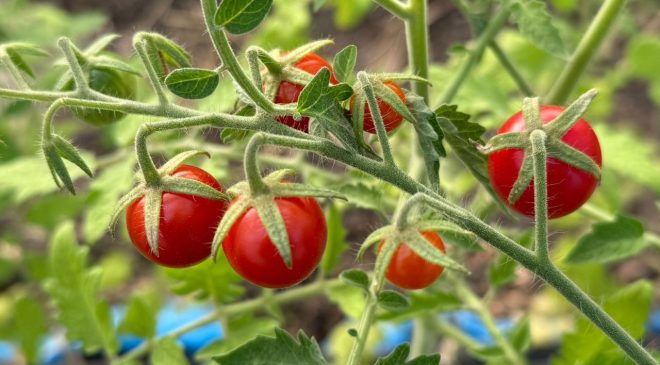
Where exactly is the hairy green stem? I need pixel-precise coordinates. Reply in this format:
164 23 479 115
358 72 395 165
405 0 430 101
439 8 509 104
530 130 550 261
243 134 272 194
200 0 275 113
373 0 409 19
546 0 625 104
57 38 89 94
134 40 169 106
0 54 30 89
489 41 534 96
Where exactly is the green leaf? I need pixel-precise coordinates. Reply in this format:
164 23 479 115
327 283 366 319
377 290 410 311
510 317 531 353
215 0 274 35
332 45 357 83
552 281 652 364
407 92 443 190
119 295 158 340
626 35 660 81
509 0 567 58
13 296 47 363
84 160 135 244
196 315 278 359
164 258 244 303
212 328 328 365
565 215 648 264
165 68 220 99
488 255 518 288
374 343 440 365
379 290 461 321
298 68 359 152
83 34 120 56
43 223 118 355
320 204 348 274
151 337 188 365
340 269 370 291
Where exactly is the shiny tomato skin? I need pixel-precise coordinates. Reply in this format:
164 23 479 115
126 165 227 268
380 231 446 290
488 106 602 218
274 53 339 132
222 196 327 288
351 81 406 134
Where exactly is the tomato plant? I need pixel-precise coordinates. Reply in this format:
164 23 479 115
0 0 658 364
222 196 327 288
488 106 602 218
126 165 227 268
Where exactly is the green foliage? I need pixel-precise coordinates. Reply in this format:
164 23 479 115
213 328 328 365
552 281 652 364
43 223 118 355
215 0 274 35
377 290 410 311
196 315 278 359
320 204 349 274
151 337 188 365
566 215 649 264
119 294 159 340
508 0 567 58
165 68 220 99
163 257 244 303
374 344 440 365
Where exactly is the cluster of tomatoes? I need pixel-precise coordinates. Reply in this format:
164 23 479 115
121 51 601 292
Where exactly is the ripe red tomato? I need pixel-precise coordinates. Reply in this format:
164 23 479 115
222 196 327 288
126 165 227 268
488 106 602 218
351 81 406 134
379 231 446 290
274 53 339 132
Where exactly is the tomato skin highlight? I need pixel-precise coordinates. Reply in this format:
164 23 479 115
488 106 602 218
222 196 327 289
273 53 339 132
126 165 228 268
380 231 446 290
351 81 406 134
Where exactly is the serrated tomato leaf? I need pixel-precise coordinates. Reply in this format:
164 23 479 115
374 343 440 365
212 328 328 365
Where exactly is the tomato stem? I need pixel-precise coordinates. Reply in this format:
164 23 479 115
530 129 550 261
488 41 535 97
133 39 169 106
373 0 410 20
405 0 430 102
0 52 30 90
57 37 90 94
545 0 625 105
357 72 396 166
243 134 273 195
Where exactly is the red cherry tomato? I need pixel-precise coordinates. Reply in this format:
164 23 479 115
126 165 227 268
274 53 339 132
350 81 406 134
379 231 446 290
488 106 602 218
222 196 327 288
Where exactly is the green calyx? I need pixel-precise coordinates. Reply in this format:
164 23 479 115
478 89 602 205
210 169 345 269
109 150 228 257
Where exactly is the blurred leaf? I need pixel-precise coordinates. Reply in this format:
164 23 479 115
25 194 86 229
84 159 135 244
151 337 188 365
321 204 348 274
197 315 278 359
43 223 118 355
165 68 220 99
212 328 327 365
379 290 461 321
247 0 310 49
374 343 440 365
377 290 410 311
13 296 47 363
565 215 648 264
163 257 244 303
552 281 652 364
593 124 660 193
327 283 366 319
119 294 158 340
626 34 660 81
340 269 370 291
330 0 373 30
98 251 134 290
488 255 518 288
215 0 274 35
510 317 531 353
509 0 567 58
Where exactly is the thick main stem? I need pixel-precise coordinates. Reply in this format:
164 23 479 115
405 0 430 102
545 0 625 104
